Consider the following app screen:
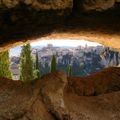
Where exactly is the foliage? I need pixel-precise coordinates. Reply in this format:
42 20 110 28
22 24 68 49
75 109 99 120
68 64 72 77
19 44 34 82
50 55 57 73
35 49 41 79
0 50 13 79
80 62 85 69
33 69 40 79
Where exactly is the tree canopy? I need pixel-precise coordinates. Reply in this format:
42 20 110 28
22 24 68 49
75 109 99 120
50 55 57 73
0 50 13 79
19 44 34 82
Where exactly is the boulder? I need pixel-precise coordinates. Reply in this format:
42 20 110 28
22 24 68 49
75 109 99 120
68 67 120 96
40 71 70 120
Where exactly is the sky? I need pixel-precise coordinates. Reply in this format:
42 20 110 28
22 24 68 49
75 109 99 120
10 39 102 56
31 39 102 47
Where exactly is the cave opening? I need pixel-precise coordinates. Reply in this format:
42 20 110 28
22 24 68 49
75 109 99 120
1 1 120 119
0 39 118 81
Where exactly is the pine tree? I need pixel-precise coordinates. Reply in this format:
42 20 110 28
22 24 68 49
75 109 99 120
68 64 72 77
50 55 57 73
0 50 13 79
19 44 34 82
115 52 119 66
35 49 40 79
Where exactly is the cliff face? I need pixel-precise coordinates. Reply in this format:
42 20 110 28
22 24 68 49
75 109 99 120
0 68 120 120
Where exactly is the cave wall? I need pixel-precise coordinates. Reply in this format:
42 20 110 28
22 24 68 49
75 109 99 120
82 0 119 11
0 0 120 11
0 0 73 10
0 0 120 52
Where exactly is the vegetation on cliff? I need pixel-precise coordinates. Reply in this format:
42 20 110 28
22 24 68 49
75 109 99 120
34 49 41 79
68 64 72 76
50 55 57 73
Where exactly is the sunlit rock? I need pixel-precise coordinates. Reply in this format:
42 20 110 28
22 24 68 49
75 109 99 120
82 0 115 11
0 0 73 10
2 0 19 8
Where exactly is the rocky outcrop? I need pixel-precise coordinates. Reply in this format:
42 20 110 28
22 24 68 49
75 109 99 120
64 91 120 120
0 77 53 120
68 67 120 96
40 71 70 120
0 68 120 120
0 71 69 120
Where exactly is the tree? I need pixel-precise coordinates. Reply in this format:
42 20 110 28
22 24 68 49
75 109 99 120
115 52 119 66
68 64 72 77
50 55 57 73
19 44 34 82
35 49 41 79
0 50 13 79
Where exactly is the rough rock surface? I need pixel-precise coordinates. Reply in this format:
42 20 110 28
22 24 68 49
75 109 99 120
64 91 120 120
0 0 119 10
0 0 120 52
0 77 54 120
68 67 120 96
82 0 115 11
0 68 120 120
0 0 73 10
40 71 70 120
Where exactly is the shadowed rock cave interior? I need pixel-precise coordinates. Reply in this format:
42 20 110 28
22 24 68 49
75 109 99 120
0 0 120 120
0 0 120 51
